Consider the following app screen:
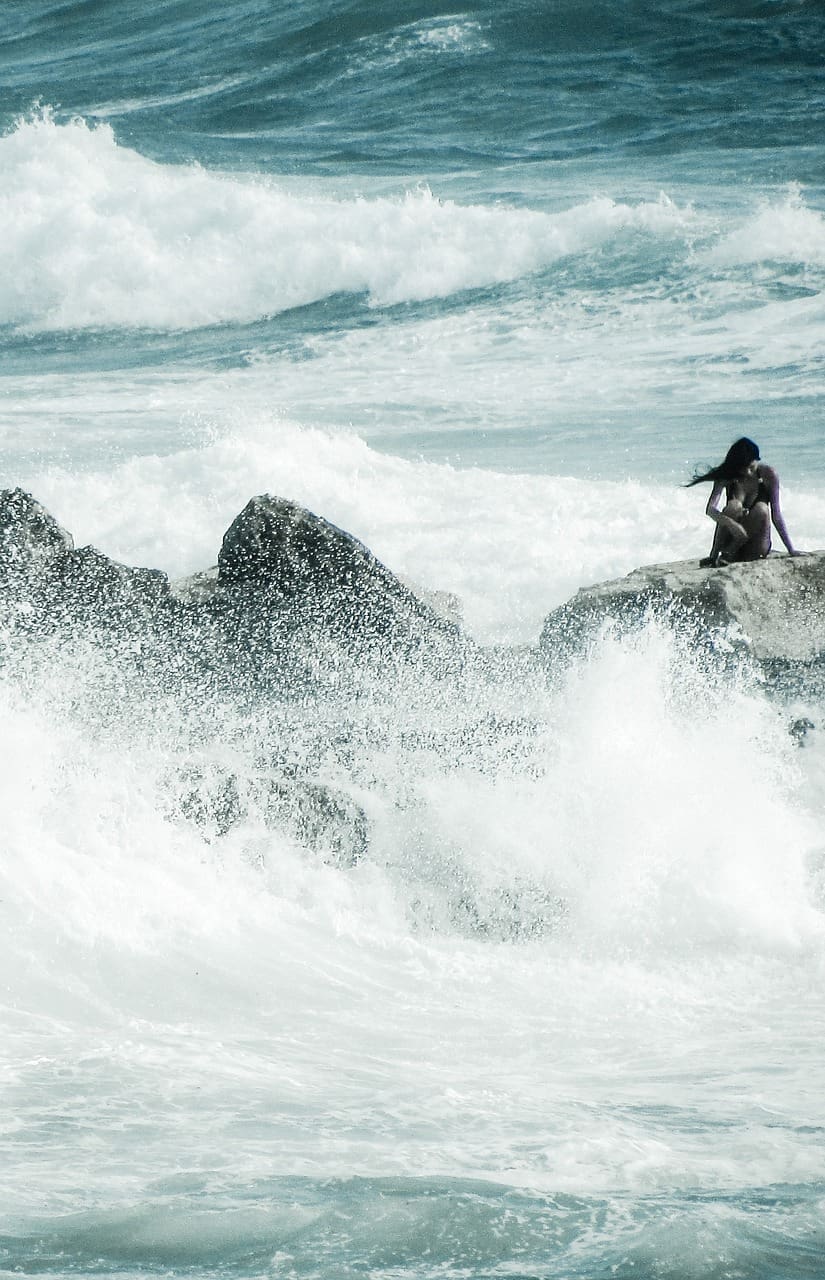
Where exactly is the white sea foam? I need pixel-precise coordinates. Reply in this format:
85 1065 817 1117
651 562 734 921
1 111 694 331
413 17 490 52
1 606 821 987
374 15 492 61
542 624 823 954
704 185 825 268
3 598 824 1205
2 532 825 1235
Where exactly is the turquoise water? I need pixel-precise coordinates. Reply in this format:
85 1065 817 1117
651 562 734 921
3 3 825 1277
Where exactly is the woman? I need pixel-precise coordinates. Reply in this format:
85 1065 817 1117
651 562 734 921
688 437 800 566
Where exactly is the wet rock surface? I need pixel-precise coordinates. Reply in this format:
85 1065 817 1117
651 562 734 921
540 554 825 663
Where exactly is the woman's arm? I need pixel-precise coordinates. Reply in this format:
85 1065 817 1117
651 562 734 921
762 466 800 555
705 481 748 547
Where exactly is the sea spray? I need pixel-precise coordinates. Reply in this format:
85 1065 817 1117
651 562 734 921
4 605 825 1264
2 591 820 965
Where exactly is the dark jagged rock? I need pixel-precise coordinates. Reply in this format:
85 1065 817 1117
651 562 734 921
218 494 369 591
164 494 470 690
540 554 825 663
0 488 170 624
0 488 73 583
214 494 460 648
57 546 170 616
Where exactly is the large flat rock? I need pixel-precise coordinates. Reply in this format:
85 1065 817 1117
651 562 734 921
540 553 825 662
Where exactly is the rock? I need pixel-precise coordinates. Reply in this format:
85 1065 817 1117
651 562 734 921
398 576 464 627
0 488 170 628
169 565 219 604
0 488 73 586
169 764 369 866
219 495 450 615
451 877 568 941
789 716 816 746
57 546 170 616
218 494 360 591
540 553 825 663
214 494 464 659
173 763 245 837
266 778 369 867
0 489 465 683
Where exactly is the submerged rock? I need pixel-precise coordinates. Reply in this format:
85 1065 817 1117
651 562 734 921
267 778 369 866
169 763 369 867
789 716 816 746
540 553 825 663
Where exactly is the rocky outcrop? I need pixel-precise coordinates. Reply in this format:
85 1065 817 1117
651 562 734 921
0 487 171 634
540 553 825 662
7 485 823 681
0 488 73 580
0 489 466 684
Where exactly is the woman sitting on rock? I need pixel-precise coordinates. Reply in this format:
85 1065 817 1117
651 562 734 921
688 436 800 566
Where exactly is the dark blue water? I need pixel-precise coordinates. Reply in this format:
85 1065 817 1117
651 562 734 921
4 1 823 174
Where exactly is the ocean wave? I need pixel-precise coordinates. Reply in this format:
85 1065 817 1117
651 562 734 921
5 0 823 178
1 111 695 332
703 186 825 269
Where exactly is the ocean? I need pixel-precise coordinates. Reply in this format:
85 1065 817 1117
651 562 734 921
3 2 825 1277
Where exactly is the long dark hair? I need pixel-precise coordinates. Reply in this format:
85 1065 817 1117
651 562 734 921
687 437 760 487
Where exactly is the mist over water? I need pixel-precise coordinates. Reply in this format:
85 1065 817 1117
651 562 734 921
3 1 825 1276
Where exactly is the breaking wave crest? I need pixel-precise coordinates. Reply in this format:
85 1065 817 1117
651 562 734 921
1 111 695 331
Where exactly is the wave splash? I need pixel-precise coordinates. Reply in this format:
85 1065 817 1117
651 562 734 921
1 609 821 988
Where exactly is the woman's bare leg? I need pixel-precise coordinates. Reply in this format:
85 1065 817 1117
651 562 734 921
733 501 771 561
702 499 747 565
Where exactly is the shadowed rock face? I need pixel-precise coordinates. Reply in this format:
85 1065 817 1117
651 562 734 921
540 554 825 662
0 487 170 632
218 496 372 593
58 546 170 616
214 494 457 646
